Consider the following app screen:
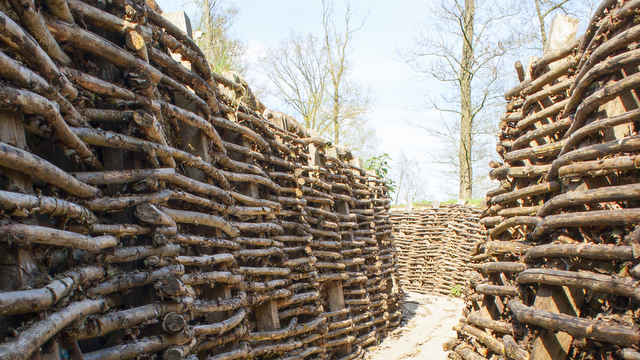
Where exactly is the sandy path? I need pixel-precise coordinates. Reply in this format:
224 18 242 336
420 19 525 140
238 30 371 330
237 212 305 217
366 292 464 360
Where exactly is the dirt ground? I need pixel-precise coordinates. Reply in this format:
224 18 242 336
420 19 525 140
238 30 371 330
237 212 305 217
366 292 465 360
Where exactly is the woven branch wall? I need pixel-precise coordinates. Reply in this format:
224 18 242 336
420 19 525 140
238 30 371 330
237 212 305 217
452 1 640 359
0 1 404 359
390 205 484 296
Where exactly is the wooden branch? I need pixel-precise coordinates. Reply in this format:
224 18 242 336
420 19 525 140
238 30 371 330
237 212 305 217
160 101 224 152
454 323 504 355
532 208 640 239
512 117 572 150
0 266 102 316
0 85 101 168
0 189 95 221
567 71 640 138
194 308 246 336
465 312 514 334
538 183 640 216
82 332 192 360
244 317 297 341
523 57 576 96
490 216 541 237
6 0 71 65
75 301 183 340
454 345 487 360
221 170 278 190
522 79 572 115
479 262 526 274
508 299 640 347
237 267 290 276
87 265 184 297
1 223 117 252
210 116 270 151
72 128 230 188
160 207 239 237
189 291 247 315
0 11 76 99
517 268 640 300
175 253 234 267
490 181 559 205
0 297 116 360
173 234 239 249
549 135 640 179
103 244 179 263
524 243 635 262
475 284 519 297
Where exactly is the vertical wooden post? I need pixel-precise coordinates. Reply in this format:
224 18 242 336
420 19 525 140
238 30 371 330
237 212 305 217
0 110 51 356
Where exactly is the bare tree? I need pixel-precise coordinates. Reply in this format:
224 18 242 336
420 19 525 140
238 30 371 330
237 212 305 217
402 0 516 199
258 33 327 129
391 152 427 205
258 0 376 157
321 0 373 146
194 0 246 74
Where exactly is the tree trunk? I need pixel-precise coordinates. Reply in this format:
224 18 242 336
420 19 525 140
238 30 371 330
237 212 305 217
458 0 475 200
535 0 547 46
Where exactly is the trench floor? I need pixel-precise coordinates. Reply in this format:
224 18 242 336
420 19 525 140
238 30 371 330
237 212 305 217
366 292 464 360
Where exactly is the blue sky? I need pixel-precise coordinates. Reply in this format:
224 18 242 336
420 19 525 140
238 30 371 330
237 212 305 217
158 0 489 200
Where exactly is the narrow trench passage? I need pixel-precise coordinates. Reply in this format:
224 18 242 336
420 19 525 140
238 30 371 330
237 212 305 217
367 293 465 360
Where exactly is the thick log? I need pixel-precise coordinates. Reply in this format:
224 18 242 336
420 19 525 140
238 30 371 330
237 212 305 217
532 208 640 239
465 312 514 334
517 269 640 300
175 253 235 267
524 243 635 262
0 266 102 316
1 223 117 252
537 183 640 216
480 262 526 274
454 323 504 355
0 142 99 198
476 284 519 297
0 190 95 221
173 234 239 249
182 271 243 286
549 135 640 179
0 297 116 360
508 300 640 347
75 302 183 340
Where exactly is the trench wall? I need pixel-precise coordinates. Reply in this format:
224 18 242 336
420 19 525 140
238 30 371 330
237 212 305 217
0 1 404 359
390 205 484 296
453 2 640 359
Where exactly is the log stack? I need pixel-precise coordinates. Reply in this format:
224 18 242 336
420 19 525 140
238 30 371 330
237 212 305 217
390 205 484 296
453 1 640 359
0 1 404 359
